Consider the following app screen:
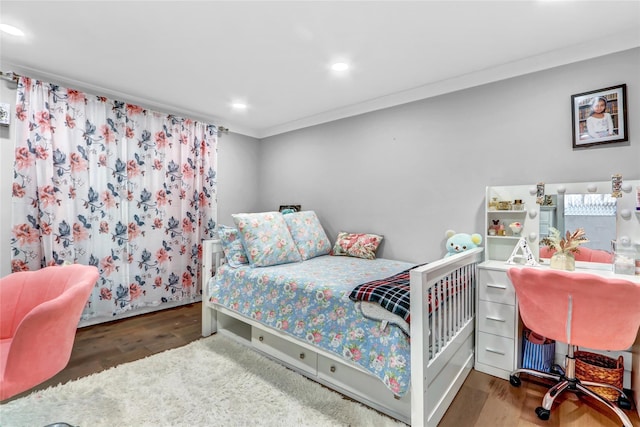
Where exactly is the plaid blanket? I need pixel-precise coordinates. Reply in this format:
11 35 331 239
349 264 466 324
349 266 417 323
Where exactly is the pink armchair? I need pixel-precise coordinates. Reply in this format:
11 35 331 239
0 264 99 401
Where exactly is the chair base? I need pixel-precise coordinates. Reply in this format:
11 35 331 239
510 355 634 427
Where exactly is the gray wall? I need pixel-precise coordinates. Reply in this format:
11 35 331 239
257 48 640 263
216 132 262 226
0 80 18 277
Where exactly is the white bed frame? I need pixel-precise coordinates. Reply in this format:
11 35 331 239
201 239 483 426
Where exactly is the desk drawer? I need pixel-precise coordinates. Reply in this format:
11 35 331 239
477 332 515 371
252 327 317 376
478 300 515 338
479 269 515 305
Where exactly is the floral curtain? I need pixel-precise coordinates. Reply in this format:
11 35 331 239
11 77 217 323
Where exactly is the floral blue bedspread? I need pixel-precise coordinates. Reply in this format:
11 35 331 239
207 255 415 396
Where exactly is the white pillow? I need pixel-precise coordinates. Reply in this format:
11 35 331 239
232 212 301 267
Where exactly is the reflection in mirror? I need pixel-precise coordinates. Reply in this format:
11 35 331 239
540 193 616 263
539 195 557 240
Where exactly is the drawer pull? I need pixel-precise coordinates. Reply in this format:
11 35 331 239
486 316 506 322
299 353 305 360
486 283 507 290
486 347 506 356
258 336 264 342
330 365 336 373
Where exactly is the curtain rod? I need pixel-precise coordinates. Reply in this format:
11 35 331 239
0 69 230 134
0 70 20 83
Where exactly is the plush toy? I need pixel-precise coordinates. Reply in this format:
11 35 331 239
444 229 483 257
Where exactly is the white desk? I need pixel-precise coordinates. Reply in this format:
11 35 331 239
475 260 640 390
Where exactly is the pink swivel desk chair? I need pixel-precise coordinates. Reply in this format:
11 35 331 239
507 267 640 427
0 264 99 401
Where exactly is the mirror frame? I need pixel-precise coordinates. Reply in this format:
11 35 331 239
536 180 640 269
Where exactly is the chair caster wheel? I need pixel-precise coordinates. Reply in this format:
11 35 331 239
618 395 632 410
535 407 550 420
551 364 564 376
509 375 521 387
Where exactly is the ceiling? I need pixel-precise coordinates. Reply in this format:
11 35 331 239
1 1 639 138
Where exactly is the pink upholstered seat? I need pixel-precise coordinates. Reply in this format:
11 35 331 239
0 264 99 401
510 267 640 350
507 267 640 427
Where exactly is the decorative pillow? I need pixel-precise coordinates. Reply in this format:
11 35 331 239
232 212 302 267
217 225 249 268
331 232 383 260
283 210 331 260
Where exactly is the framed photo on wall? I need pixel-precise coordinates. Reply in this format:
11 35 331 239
571 84 628 148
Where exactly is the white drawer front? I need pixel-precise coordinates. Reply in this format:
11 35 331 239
316 355 410 417
478 300 515 338
479 269 515 305
251 328 317 376
477 332 515 371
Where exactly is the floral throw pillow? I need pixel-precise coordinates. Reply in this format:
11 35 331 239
331 232 383 260
283 210 331 260
217 225 249 268
232 212 302 267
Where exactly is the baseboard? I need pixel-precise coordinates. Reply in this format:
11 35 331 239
78 297 201 327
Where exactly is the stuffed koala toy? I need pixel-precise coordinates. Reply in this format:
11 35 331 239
444 229 482 257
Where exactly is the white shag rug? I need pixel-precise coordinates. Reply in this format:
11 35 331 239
0 334 407 427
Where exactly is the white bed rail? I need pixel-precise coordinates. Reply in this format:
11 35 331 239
410 247 483 426
202 239 223 337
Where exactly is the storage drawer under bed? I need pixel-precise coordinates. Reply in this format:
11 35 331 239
251 327 318 376
317 355 410 420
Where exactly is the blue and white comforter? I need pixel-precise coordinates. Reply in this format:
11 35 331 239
207 255 414 396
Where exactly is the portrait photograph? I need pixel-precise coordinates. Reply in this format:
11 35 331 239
571 84 628 148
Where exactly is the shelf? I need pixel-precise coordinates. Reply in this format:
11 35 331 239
487 235 522 240
488 210 526 214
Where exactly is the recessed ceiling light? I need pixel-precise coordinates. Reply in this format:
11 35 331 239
0 24 25 36
331 62 349 72
232 103 247 110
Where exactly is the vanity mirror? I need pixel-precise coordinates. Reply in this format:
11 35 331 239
484 179 640 269
540 192 617 259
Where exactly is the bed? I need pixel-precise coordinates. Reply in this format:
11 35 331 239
201 212 483 426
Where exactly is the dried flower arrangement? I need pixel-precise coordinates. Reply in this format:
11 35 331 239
540 227 589 254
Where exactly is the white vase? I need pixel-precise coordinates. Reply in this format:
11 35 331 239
550 251 575 271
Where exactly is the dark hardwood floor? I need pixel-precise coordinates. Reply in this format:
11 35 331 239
4 303 639 426
4 302 203 403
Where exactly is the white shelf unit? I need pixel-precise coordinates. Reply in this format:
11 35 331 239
484 186 539 262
